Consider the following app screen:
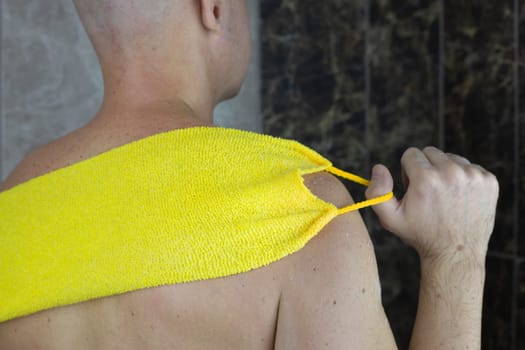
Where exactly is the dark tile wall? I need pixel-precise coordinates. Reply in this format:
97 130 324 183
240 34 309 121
367 0 440 345
517 262 525 350
444 0 515 255
483 257 515 350
519 0 525 258
443 2 519 349
262 0 368 171
517 2 524 348
261 0 523 349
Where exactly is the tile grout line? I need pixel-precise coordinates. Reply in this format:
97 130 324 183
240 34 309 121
438 0 445 150
511 0 520 348
512 260 519 350
364 0 371 171
513 0 521 257
363 0 373 230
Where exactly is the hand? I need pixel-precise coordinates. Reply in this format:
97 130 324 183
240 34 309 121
365 147 499 267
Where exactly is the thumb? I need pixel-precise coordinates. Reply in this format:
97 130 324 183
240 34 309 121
365 164 404 233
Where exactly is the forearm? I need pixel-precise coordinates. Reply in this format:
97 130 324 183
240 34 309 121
365 148 498 349
409 257 486 350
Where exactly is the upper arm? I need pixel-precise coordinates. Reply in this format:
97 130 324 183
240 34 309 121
274 172 398 349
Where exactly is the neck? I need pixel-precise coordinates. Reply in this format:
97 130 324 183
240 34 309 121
90 56 218 129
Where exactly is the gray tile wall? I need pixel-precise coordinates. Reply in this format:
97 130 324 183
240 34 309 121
0 0 262 182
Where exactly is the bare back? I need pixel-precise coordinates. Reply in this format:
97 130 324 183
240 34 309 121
0 124 397 350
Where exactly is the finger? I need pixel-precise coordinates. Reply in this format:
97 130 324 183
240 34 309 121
401 166 409 191
445 152 490 175
446 152 471 166
400 147 432 181
422 146 449 167
469 163 491 175
366 164 405 233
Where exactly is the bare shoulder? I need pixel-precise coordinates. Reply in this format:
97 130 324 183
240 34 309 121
300 171 374 257
0 122 140 192
0 121 213 193
0 133 78 193
0 124 85 192
0 148 49 192
292 171 381 287
274 171 398 349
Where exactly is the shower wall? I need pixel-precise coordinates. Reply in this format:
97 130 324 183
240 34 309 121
261 0 524 349
0 0 262 181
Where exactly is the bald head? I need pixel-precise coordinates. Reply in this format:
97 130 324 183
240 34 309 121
74 0 251 116
74 0 183 49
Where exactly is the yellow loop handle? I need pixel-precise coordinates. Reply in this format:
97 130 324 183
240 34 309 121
325 166 394 215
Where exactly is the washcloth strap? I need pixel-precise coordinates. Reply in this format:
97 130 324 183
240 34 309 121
325 166 394 215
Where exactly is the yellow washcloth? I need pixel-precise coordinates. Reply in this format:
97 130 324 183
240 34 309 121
0 126 392 322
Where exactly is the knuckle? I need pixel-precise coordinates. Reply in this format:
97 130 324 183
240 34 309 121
403 147 419 159
401 147 417 163
460 155 472 163
464 165 482 177
419 168 441 189
461 165 499 195
484 169 497 181
452 153 471 164
401 148 421 170
465 165 489 185
485 172 499 191
444 163 466 181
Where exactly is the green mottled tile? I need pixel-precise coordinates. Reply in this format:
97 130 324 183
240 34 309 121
444 0 516 254
519 0 525 257
518 261 525 349
482 257 514 350
368 0 440 191
366 2 440 347
261 0 368 175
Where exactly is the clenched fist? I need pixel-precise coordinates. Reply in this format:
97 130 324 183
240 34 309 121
366 147 499 267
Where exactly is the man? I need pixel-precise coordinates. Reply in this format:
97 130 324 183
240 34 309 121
0 0 498 349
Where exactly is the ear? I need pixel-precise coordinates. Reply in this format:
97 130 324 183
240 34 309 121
199 0 222 32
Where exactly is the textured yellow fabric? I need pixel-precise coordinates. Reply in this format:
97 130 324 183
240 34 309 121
0 126 392 322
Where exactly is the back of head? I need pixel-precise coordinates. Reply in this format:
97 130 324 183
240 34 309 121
73 0 252 105
73 0 179 53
